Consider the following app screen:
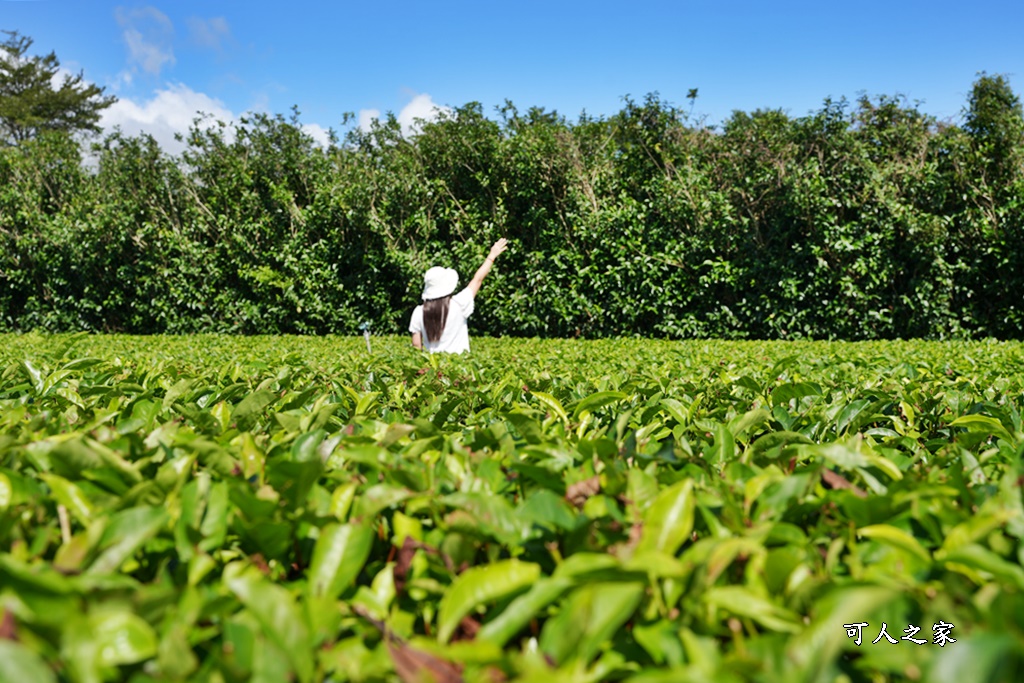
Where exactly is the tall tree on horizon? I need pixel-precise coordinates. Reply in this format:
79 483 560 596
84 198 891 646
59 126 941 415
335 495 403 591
0 30 116 145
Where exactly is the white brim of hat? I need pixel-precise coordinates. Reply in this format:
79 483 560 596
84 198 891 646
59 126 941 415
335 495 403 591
422 266 459 300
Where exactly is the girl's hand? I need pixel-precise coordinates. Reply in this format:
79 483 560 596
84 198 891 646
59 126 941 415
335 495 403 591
470 238 507 295
487 238 508 261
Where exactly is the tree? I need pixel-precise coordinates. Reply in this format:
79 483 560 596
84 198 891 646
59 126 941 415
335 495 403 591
963 72 1024 191
0 30 116 145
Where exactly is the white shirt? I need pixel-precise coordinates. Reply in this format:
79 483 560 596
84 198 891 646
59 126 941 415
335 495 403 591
408 288 475 353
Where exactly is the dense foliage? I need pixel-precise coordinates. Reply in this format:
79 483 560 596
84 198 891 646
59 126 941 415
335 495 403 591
1 75 1023 339
1 334 1023 682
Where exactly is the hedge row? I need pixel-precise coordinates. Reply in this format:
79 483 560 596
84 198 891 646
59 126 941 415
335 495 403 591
1 75 1023 339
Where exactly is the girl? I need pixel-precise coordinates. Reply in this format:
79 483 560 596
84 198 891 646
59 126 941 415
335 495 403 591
409 238 508 353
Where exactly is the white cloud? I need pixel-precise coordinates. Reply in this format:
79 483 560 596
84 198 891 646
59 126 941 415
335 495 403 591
358 108 381 133
100 83 233 155
99 83 334 155
398 93 450 136
187 16 231 50
301 122 332 147
358 93 450 137
115 6 175 77
50 65 75 90
110 70 133 91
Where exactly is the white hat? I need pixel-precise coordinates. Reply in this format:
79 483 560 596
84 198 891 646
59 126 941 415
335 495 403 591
422 266 459 300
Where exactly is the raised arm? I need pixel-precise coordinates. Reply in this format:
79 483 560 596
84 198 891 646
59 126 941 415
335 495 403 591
467 238 508 296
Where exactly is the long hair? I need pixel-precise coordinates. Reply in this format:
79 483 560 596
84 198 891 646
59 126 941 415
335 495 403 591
423 296 451 344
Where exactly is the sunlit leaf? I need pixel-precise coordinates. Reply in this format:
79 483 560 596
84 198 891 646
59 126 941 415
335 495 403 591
437 559 539 643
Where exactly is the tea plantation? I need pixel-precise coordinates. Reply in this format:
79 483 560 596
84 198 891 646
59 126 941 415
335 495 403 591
1 334 1023 682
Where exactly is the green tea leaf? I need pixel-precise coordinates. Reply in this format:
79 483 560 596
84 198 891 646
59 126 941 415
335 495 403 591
476 577 572 647
858 524 931 564
90 610 159 666
728 408 770 440
573 391 628 419
21 359 44 394
704 586 801 633
539 581 645 664
38 473 95 524
86 506 169 575
231 390 279 431
224 562 314 683
0 640 57 683
307 522 375 599
940 543 1024 589
531 390 568 424
638 478 695 556
949 414 1016 444
437 559 539 643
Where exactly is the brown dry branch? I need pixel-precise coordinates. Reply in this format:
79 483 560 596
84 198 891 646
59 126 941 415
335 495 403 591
820 469 867 499
565 475 600 507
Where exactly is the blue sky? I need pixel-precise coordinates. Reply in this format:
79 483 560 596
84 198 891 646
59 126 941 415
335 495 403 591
4 0 1023 151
